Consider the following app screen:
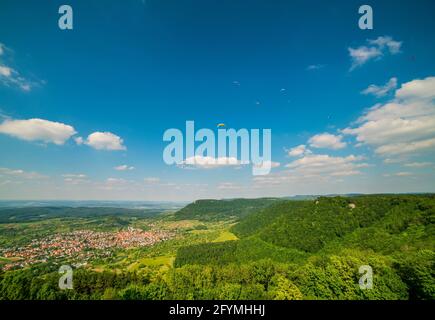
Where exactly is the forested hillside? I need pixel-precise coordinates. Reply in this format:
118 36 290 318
174 198 279 221
232 195 433 253
173 195 435 299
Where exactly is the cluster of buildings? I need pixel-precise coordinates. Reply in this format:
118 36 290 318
0 227 174 271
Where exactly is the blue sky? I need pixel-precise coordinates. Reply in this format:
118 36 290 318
0 0 434 201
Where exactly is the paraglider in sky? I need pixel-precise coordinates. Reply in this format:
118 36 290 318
217 123 225 128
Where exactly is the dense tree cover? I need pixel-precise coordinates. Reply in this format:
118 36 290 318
174 198 279 221
175 237 307 267
173 195 434 299
0 260 324 300
0 195 433 300
393 250 435 299
233 195 434 252
0 252 414 300
0 266 150 300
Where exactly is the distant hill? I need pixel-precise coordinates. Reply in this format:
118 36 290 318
281 193 365 200
174 198 280 221
0 206 162 223
0 200 186 209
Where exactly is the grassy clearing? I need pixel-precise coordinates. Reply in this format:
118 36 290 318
212 230 238 242
127 255 175 271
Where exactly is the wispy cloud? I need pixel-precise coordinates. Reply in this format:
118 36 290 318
178 156 247 169
253 161 280 170
114 165 135 171
368 36 402 54
253 153 368 189
362 77 398 97
348 46 382 70
384 172 413 177
62 174 87 179
74 136 84 145
0 167 47 180
0 42 42 91
217 182 242 190
285 154 367 177
62 174 89 185
306 64 325 71
287 144 311 157
349 36 402 70
403 162 433 168
144 177 160 183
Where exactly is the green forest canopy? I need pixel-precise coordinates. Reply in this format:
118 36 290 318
0 194 434 300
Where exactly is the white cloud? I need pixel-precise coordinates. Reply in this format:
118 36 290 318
105 178 127 185
0 118 76 145
348 46 382 70
343 76 435 156
0 180 14 187
159 181 177 187
404 162 433 168
285 154 367 177
306 64 325 71
62 174 89 185
349 36 402 70
374 138 435 156
74 136 84 145
252 175 285 186
20 84 31 91
0 167 47 179
0 65 12 77
144 177 160 183
253 153 368 189
383 158 406 164
85 132 126 151
253 161 280 169
368 36 402 54
396 172 412 176
362 77 397 97
396 76 435 100
287 144 311 157
0 43 38 91
384 171 413 177
63 178 88 184
178 156 244 169
308 133 346 150
217 182 242 190
62 174 87 178
114 165 135 171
